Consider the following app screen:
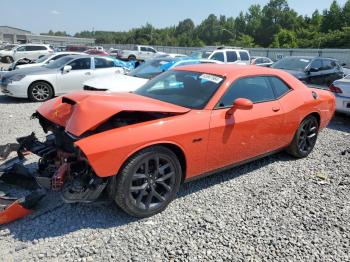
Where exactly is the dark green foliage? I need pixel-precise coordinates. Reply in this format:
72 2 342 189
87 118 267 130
51 0 350 48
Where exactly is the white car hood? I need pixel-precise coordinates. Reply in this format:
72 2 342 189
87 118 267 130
83 74 149 92
16 63 43 69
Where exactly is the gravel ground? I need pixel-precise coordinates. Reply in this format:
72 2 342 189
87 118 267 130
0 94 349 262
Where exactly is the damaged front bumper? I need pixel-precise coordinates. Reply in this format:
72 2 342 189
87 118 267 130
0 131 108 224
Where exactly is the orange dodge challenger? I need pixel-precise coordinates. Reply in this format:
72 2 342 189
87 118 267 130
5 64 336 218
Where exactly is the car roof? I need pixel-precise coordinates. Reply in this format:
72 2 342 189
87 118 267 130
173 64 284 78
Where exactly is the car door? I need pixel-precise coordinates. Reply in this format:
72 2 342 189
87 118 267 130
210 51 225 63
307 59 324 85
226 51 238 64
93 57 123 77
56 57 93 94
206 76 286 171
322 59 343 85
13 46 28 60
139 47 148 60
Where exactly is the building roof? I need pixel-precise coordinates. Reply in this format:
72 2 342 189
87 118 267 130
0 26 31 34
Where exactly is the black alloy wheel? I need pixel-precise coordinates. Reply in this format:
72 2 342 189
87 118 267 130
111 146 182 217
287 115 319 158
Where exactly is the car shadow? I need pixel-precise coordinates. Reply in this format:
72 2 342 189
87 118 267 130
327 113 350 133
2 151 293 241
0 95 33 104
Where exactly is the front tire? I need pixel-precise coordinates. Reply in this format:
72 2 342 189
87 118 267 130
28 81 54 102
111 146 182 218
3 56 14 63
287 115 319 158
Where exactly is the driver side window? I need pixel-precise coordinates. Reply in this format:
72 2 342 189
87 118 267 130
310 59 323 71
217 76 275 108
68 58 91 70
16 46 26 52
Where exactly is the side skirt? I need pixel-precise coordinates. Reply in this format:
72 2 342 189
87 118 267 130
184 148 286 183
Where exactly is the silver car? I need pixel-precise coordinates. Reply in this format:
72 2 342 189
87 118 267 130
330 75 350 114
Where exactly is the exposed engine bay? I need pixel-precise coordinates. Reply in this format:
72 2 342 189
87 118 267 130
0 110 176 224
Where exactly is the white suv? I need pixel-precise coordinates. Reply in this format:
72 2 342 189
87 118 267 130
0 44 53 63
192 47 251 65
208 48 251 64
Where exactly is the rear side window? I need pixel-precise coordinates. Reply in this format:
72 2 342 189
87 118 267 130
140 47 147 52
94 58 115 69
69 58 91 70
211 52 225 62
239 51 250 61
226 51 238 62
322 60 335 70
27 46 46 51
217 76 275 107
269 77 291 98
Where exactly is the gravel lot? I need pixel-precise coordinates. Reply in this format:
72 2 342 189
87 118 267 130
0 94 349 262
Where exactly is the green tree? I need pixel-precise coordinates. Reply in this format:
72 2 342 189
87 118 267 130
321 0 343 32
270 29 298 48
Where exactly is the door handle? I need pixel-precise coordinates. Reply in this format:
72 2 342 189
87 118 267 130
272 107 280 112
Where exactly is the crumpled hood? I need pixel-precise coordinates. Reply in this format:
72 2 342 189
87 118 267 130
37 91 190 136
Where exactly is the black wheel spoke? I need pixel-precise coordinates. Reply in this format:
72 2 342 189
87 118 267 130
153 190 165 202
159 163 170 175
156 181 171 192
156 171 175 182
130 183 147 192
145 189 154 209
132 173 147 180
136 187 148 206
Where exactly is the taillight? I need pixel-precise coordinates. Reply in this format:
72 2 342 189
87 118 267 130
329 84 343 93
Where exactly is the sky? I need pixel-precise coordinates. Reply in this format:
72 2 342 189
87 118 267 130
0 0 347 35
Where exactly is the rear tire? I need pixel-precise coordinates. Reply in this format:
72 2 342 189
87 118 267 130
286 115 319 158
110 146 182 218
28 81 54 102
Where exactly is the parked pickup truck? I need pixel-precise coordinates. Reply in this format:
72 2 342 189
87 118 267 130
118 45 164 61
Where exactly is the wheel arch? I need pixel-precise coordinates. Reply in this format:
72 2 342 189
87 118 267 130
302 112 321 127
117 142 187 183
28 80 55 98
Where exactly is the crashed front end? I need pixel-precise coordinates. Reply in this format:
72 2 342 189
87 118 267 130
0 91 189 224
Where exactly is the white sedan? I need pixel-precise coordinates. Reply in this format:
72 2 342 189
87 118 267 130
0 55 124 102
83 57 222 92
14 52 85 70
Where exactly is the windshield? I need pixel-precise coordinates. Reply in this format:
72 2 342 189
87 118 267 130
128 58 173 79
36 54 53 63
45 56 75 69
345 74 350 79
272 57 311 71
135 70 224 109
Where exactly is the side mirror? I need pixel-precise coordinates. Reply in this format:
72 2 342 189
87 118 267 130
233 98 254 110
309 67 319 72
341 63 346 67
62 65 72 73
226 98 253 117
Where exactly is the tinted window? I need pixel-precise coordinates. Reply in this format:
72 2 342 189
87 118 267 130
310 59 322 70
147 47 156 53
26 46 46 51
68 58 91 70
51 54 68 61
322 60 334 70
272 57 311 71
218 76 275 107
16 46 26 52
140 47 147 52
226 51 238 62
239 51 250 61
94 57 114 69
269 77 291 98
211 52 225 62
